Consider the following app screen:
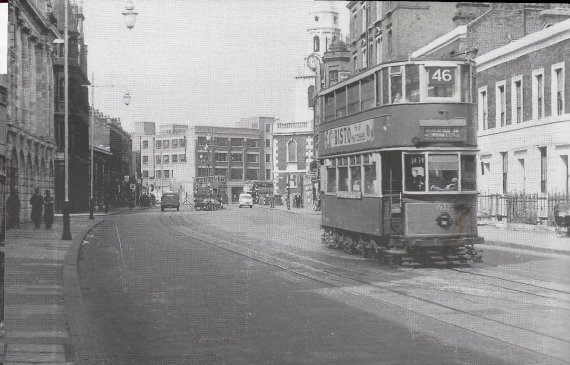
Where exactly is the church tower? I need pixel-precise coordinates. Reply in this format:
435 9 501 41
293 1 342 126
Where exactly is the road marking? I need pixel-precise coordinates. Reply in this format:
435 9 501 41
115 224 127 291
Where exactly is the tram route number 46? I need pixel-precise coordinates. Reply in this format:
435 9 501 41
429 68 454 85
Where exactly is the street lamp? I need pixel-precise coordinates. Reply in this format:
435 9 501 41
122 0 138 30
83 75 131 220
60 1 71 240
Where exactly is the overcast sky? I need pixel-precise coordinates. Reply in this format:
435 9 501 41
83 0 349 133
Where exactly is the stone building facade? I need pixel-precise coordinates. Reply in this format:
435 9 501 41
5 0 59 223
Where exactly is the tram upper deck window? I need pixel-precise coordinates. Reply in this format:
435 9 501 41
426 67 456 98
405 154 426 191
428 154 459 191
390 66 403 103
324 94 335 122
361 76 375 111
336 88 347 117
347 84 360 114
405 65 420 102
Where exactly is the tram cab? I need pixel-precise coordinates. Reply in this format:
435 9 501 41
317 59 482 264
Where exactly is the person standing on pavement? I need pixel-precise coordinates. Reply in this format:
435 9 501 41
43 190 55 229
30 188 43 229
6 189 21 229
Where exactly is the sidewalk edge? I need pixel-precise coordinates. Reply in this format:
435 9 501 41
482 239 570 256
62 219 106 364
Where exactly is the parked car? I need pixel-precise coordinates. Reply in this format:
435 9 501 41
239 193 253 208
161 192 180 212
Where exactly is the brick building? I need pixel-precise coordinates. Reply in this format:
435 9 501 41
237 116 275 182
474 20 570 196
272 121 314 205
195 125 265 204
411 3 570 196
346 1 458 74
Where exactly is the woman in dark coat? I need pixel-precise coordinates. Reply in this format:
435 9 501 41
30 188 43 229
6 189 21 229
43 190 55 229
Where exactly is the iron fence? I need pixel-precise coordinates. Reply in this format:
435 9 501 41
477 192 569 225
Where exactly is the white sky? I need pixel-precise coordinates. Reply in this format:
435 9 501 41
83 0 349 133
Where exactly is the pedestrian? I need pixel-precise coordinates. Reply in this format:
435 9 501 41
6 189 21 229
43 190 55 229
30 188 43 229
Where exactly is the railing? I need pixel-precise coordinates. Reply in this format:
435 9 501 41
478 192 570 225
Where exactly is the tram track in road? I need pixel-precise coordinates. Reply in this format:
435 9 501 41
158 212 570 364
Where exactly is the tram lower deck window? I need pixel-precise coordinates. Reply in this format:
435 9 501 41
405 154 425 191
364 162 377 194
428 154 459 191
461 155 477 191
327 167 336 193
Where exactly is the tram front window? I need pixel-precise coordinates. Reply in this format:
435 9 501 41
405 154 425 191
426 67 456 98
428 154 459 191
461 155 477 191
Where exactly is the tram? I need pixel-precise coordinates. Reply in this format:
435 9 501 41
317 58 483 265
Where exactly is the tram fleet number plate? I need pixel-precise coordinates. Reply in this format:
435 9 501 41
436 203 451 211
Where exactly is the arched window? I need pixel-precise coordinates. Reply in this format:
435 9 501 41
287 140 297 163
307 85 315 108
313 36 320 52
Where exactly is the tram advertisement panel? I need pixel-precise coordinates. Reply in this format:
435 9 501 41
324 119 374 149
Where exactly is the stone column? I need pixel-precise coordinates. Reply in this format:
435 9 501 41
29 37 37 136
13 23 23 127
21 29 30 131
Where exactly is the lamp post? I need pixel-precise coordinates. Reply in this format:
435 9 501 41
122 0 138 30
61 0 71 240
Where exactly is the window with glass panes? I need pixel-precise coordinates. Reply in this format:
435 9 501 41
501 152 508 194
172 155 178 163
540 147 547 193
142 140 148 149
496 82 506 126
142 156 148 164
512 78 522 123
163 140 169 149
172 139 178 148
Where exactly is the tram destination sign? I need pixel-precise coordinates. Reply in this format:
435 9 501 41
419 119 467 142
324 119 374 149
422 127 466 141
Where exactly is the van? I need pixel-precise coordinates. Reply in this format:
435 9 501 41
239 193 253 208
161 192 180 212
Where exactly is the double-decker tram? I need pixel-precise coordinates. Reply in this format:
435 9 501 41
317 58 483 265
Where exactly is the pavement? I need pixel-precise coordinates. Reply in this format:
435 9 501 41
0 204 567 364
258 203 570 254
0 207 146 365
